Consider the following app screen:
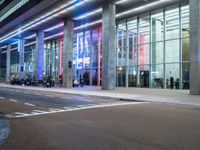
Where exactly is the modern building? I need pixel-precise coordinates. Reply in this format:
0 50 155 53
0 0 199 94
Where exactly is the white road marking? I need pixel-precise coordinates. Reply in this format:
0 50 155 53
46 95 54 97
30 112 40 115
24 103 36 107
0 96 5 99
49 108 64 112
76 104 93 108
14 102 149 118
33 110 48 113
34 93 42 96
4 114 14 118
79 99 93 102
9 99 18 102
15 112 28 115
61 97 71 99
63 106 76 109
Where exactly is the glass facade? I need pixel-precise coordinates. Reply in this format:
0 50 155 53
6 3 189 89
73 28 102 86
116 4 190 89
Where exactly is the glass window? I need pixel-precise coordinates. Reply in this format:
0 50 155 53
127 19 138 47
11 51 19 74
151 42 163 64
181 5 189 38
117 22 127 66
139 15 150 44
117 66 126 87
165 63 179 89
182 38 189 62
165 40 179 63
152 12 163 42
139 65 149 88
182 62 189 89
165 8 180 40
127 18 138 66
128 65 137 87
128 45 137 66
139 44 149 65
84 31 91 68
151 64 164 88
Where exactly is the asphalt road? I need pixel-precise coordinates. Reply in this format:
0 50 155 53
0 87 200 150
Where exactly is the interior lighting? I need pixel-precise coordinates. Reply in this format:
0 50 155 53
74 8 102 20
74 19 102 30
44 32 63 40
44 23 64 32
0 0 83 43
116 0 174 18
25 34 36 39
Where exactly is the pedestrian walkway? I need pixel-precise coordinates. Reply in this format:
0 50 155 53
0 83 200 108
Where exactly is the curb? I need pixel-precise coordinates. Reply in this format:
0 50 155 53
0 84 200 109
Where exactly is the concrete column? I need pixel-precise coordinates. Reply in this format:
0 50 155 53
102 2 116 90
6 45 11 83
62 19 74 88
19 39 25 80
0 48 2 80
35 31 44 81
190 0 200 94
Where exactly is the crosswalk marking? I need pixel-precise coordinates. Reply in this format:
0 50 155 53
49 108 64 112
9 99 18 102
24 103 35 107
46 95 54 97
63 106 76 109
13 102 148 118
15 112 28 115
61 97 71 99
33 110 48 113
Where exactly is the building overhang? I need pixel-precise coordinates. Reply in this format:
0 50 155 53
0 0 189 49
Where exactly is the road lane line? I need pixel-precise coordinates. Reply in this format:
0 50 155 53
79 99 93 102
14 102 149 118
61 97 71 99
33 110 48 113
49 108 64 111
34 93 42 96
76 104 94 108
4 114 14 118
9 99 18 102
46 95 54 97
63 106 77 109
24 103 36 107
15 112 28 115
0 96 5 99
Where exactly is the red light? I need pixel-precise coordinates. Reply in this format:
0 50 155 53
59 37 63 75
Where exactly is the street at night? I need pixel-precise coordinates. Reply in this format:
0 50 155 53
0 87 200 150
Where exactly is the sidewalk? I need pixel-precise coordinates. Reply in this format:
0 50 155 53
0 83 200 108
